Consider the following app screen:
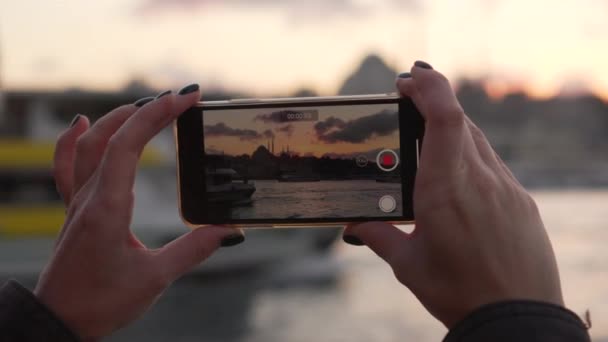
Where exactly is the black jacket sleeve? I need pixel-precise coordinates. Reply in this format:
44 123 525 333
0 280 80 342
444 300 591 342
0 279 592 342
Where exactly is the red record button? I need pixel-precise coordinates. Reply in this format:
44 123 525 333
376 149 399 172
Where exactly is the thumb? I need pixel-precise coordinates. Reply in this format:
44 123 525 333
156 226 245 282
343 222 414 269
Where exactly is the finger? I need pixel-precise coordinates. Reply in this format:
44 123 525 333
155 226 243 283
494 150 521 185
464 117 502 171
343 222 414 277
407 63 470 173
53 115 90 206
97 87 200 209
463 117 522 186
396 76 424 114
73 104 139 193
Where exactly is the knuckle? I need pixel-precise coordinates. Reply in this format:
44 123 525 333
106 133 129 154
476 171 500 195
522 191 540 214
75 132 99 155
430 104 465 128
468 122 486 141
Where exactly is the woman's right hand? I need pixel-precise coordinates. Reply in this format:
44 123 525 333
343 62 564 328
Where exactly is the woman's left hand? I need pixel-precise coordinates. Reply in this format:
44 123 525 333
35 85 244 340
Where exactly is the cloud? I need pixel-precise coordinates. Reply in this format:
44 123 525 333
315 109 398 143
137 0 363 16
205 122 274 141
275 124 294 137
134 0 419 20
313 117 346 135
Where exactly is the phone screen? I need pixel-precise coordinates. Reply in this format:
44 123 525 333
198 101 417 223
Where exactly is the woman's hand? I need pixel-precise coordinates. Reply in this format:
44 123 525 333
36 85 244 340
343 62 564 328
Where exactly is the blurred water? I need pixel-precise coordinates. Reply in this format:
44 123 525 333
5 190 608 341
233 180 403 219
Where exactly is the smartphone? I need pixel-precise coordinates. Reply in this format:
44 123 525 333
175 94 424 228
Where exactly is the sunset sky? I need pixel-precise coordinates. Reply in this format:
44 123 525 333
203 103 400 157
1 0 607 98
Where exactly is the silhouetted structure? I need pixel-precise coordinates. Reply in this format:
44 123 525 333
3 54 608 187
338 54 398 95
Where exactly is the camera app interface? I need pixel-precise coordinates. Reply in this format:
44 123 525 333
202 103 404 221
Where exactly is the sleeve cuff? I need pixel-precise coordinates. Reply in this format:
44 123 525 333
444 300 591 342
0 280 80 342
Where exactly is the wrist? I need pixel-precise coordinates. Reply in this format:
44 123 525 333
34 285 98 341
441 290 565 329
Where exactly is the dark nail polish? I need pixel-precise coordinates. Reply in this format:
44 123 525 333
221 234 245 247
134 97 155 107
178 83 200 95
343 235 365 246
155 90 172 99
414 60 433 70
69 114 82 128
398 72 412 78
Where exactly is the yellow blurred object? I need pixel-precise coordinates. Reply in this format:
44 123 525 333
0 139 165 169
0 139 167 236
0 205 65 236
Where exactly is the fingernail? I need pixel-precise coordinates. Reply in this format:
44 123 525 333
155 90 172 99
398 72 412 78
178 83 200 95
134 97 155 107
69 114 82 128
343 235 365 246
221 234 245 247
414 60 433 70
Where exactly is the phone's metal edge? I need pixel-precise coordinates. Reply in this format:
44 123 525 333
197 93 401 107
174 93 415 229
173 120 192 228
186 220 415 230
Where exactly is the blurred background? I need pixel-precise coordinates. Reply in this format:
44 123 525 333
0 0 607 341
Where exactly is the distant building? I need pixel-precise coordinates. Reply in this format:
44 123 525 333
0 89 234 138
1 90 138 138
338 54 398 95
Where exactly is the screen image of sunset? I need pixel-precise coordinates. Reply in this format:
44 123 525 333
203 103 399 159
201 102 404 220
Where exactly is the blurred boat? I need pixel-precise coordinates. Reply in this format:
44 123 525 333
0 139 340 276
207 168 256 205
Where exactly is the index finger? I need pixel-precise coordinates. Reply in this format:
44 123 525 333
97 85 201 208
397 63 469 173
